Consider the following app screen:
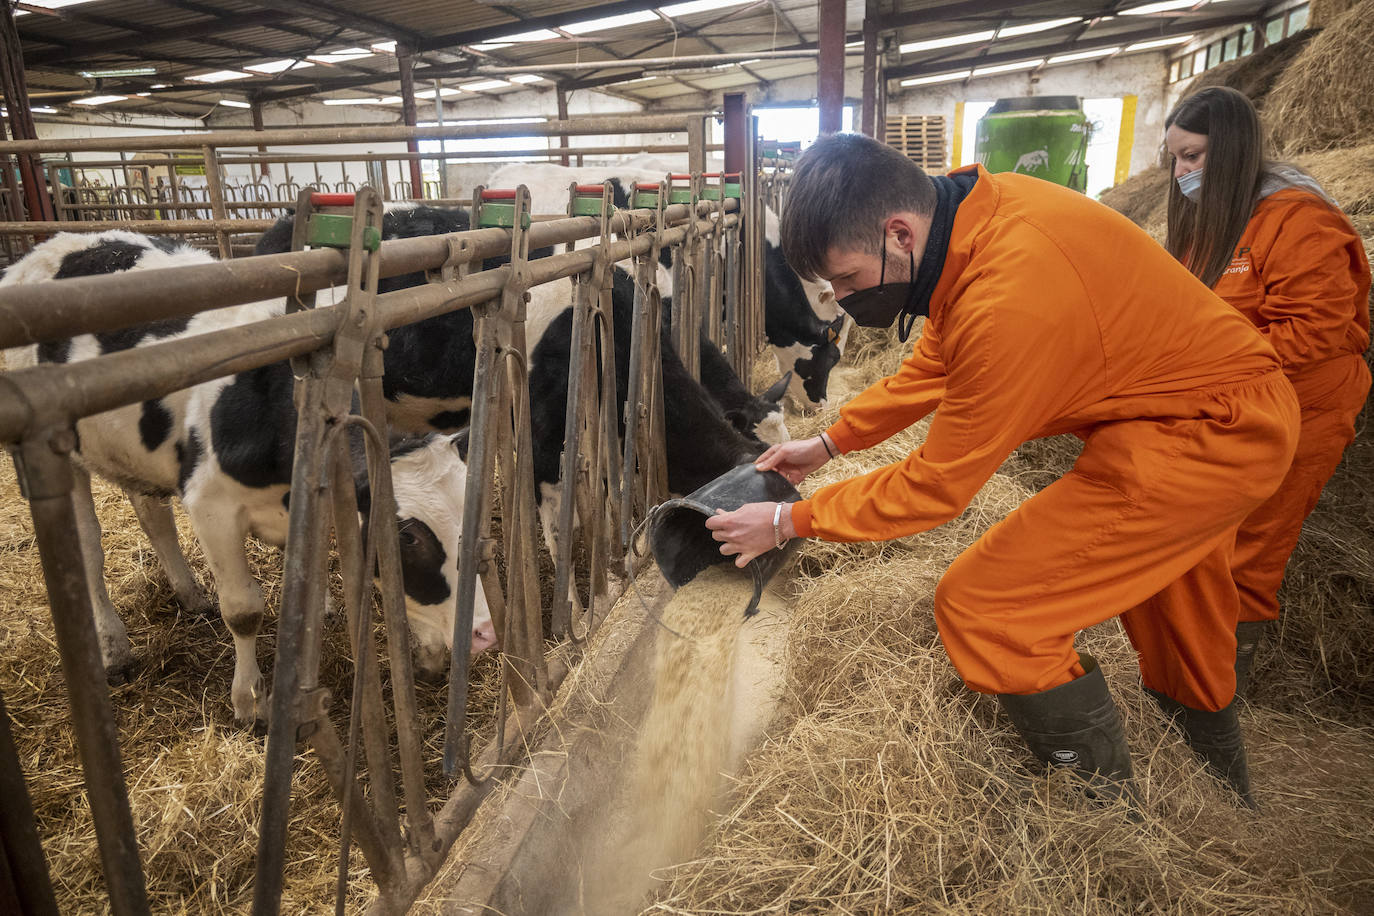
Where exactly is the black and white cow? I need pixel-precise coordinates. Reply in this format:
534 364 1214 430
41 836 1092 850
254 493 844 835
1 231 496 723
256 204 788 446
763 206 847 412
485 161 675 215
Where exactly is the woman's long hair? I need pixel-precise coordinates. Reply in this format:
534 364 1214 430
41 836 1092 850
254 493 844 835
1164 87 1265 288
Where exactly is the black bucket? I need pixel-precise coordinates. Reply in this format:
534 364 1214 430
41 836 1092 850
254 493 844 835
647 463 801 617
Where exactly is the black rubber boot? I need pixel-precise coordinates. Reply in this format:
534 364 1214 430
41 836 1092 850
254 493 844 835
1233 620 1268 701
998 657 1135 803
1145 688 1257 809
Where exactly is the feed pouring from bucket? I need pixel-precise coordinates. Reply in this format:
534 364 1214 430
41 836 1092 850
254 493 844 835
647 463 801 616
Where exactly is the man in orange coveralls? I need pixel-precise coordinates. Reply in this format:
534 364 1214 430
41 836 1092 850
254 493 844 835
705 133 1300 806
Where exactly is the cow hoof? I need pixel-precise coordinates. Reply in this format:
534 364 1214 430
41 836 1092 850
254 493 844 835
180 591 217 619
105 661 134 687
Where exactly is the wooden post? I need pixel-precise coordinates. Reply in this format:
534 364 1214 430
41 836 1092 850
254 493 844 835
818 0 846 136
556 86 571 167
250 97 271 180
200 145 231 259
397 42 425 200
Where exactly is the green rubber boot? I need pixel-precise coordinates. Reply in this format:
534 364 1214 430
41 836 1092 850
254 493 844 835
1146 688 1257 808
998 657 1135 803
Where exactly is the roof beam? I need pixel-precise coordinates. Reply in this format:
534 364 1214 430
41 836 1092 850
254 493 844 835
887 13 1255 80
876 0 1037 31
246 0 428 46
416 0 662 52
23 10 297 66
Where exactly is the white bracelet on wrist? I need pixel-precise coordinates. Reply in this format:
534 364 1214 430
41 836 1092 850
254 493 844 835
773 502 788 550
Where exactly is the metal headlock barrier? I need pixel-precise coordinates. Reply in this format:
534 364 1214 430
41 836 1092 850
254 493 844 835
0 113 720 265
0 114 770 913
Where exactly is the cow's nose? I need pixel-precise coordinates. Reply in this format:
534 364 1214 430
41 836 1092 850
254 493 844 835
471 619 498 654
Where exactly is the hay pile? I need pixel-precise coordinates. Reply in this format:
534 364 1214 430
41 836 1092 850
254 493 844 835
652 324 1374 913
1267 0 1374 153
0 455 507 913
1184 30 1317 109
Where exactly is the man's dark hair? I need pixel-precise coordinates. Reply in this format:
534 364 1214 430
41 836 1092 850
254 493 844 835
780 133 937 281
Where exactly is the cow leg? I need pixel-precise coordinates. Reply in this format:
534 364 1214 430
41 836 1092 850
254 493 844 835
538 480 587 621
72 466 134 680
184 505 265 723
126 491 215 616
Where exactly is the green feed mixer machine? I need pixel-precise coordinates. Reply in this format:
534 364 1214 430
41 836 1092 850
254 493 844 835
974 96 1091 192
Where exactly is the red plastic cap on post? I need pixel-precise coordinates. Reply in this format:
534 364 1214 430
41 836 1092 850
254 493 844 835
310 192 356 206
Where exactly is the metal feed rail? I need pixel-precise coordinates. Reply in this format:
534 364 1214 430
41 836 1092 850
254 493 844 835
0 174 754 915
0 113 716 261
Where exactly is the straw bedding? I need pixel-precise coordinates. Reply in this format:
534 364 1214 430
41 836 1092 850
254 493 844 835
654 323 1373 914
3 24 1374 911
0 454 507 913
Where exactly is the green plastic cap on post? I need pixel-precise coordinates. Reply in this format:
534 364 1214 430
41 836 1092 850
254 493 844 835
307 213 380 250
632 183 661 209
477 189 532 229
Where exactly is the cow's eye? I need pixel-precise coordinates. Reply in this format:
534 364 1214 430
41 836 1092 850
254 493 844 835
399 528 419 548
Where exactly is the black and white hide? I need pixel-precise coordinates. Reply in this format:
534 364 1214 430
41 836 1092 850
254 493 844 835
528 266 770 539
763 206 847 412
1 231 495 723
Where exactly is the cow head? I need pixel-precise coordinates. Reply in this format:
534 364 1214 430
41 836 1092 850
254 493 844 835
776 317 844 413
386 432 496 681
725 372 792 445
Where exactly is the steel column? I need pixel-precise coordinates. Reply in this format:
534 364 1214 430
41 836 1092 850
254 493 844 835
556 87 571 167
818 0 846 136
723 92 747 176
861 2 878 138
0 1 56 223
397 43 425 200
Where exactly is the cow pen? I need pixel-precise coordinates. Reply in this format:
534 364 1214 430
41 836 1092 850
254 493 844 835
0 112 724 266
0 110 784 914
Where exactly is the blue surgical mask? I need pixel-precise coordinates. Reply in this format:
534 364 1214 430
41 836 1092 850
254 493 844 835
1177 168 1203 202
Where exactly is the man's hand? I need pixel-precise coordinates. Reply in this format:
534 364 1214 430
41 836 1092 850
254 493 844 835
704 502 796 568
755 434 834 486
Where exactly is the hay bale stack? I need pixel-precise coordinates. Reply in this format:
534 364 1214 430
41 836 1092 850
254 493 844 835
1267 0 1374 153
1184 30 1316 109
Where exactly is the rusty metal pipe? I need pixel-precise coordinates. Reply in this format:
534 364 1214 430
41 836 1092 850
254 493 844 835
12 434 150 916
0 199 734 351
0 115 711 156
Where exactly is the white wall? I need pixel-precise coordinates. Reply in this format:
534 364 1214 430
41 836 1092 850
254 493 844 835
201 89 687 196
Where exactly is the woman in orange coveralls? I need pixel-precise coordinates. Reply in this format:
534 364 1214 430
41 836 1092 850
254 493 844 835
1164 87 1371 695
705 133 1300 806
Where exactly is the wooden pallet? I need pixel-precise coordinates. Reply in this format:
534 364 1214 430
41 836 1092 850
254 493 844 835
885 114 947 172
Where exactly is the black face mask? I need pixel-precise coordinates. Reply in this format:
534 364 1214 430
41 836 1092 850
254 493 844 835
836 246 919 330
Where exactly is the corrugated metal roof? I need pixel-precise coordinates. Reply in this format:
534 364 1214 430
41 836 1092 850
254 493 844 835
12 0 1279 116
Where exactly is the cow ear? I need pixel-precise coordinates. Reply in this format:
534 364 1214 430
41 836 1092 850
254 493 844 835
449 427 470 462
761 371 792 405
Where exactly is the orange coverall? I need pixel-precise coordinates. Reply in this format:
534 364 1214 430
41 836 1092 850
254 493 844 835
1212 188 1371 625
790 165 1299 711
